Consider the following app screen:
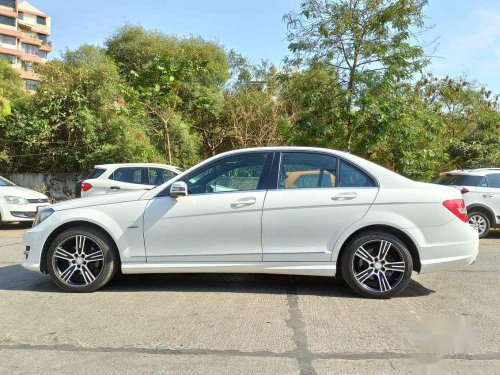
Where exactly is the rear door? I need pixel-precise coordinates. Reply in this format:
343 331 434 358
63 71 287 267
262 152 379 262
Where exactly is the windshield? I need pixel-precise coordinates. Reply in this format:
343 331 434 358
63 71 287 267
0 176 15 186
434 174 483 187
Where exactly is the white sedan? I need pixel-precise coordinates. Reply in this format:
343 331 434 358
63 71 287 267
22 147 479 298
0 176 50 224
76 163 181 198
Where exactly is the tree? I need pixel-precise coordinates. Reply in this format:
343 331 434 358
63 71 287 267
0 45 162 172
106 26 230 166
284 0 431 150
0 59 23 118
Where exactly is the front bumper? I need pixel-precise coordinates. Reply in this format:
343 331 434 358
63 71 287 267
21 219 53 273
1 203 50 222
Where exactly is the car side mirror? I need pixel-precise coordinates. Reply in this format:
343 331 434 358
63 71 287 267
170 181 188 197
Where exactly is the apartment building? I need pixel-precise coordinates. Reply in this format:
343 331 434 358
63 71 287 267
0 0 51 91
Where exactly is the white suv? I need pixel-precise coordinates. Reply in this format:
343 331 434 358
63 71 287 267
75 163 181 198
435 168 500 238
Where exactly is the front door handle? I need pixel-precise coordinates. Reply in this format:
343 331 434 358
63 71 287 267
482 194 493 198
331 192 358 201
110 186 121 190
230 197 257 209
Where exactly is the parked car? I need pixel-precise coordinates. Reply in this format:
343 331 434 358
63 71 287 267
0 175 50 224
75 163 181 198
435 168 500 238
23 147 478 298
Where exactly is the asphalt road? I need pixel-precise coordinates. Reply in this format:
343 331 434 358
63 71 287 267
0 223 499 374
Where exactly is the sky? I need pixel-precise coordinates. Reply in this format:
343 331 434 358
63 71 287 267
31 0 500 92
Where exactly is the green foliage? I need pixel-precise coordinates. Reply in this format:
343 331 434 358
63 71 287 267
0 60 24 120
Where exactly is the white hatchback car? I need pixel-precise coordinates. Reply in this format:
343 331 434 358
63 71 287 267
76 163 181 198
435 168 500 238
0 175 50 224
22 147 479 298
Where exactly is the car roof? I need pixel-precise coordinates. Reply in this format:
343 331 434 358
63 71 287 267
441 168 500 177
94 163 181 170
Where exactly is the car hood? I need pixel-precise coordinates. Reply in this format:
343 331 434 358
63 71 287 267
0 186 48 199
49 190 147 211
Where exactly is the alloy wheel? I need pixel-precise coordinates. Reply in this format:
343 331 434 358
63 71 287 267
352 240 406 293
468 214 487 235
52 235 105 286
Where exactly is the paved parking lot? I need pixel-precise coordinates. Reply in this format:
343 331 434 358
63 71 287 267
0 224 499 374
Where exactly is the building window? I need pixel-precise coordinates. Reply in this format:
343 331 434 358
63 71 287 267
0 15 16 27
0 0 16 10
36 16 46 25
37 33 47 43
38 50 47 59
0 52 17 64
22 61 34 72
18 11 23 20
0 34 16 45
22 43 38 55
24 79 40 91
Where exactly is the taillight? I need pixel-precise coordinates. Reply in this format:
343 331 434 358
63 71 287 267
81 182 92 192
443 199 467 222
460 187 469 194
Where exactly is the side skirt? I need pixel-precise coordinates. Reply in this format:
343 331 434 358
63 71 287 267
121 262 336 277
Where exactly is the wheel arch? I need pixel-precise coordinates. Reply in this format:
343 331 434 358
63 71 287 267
335 224 421 277
40 220 120 274
467 204 495 225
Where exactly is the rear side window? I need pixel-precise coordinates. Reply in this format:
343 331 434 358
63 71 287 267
486 174 500 188
149 168 177 186
278 153 337 189
434 174 483 187
87 168 106 179
339 160 376 187
110 167 144 184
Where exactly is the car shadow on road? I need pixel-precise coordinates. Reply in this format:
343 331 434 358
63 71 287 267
0 222 32 230
0 264 434 298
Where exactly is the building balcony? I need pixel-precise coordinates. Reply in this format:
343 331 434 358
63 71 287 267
0 7 17 18
20 35 42 46
39 41 51 52
17 19 50 34
20 52 42 64
0 46 21 56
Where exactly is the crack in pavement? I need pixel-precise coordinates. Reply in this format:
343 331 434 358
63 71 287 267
286 283 318 375
0 343 498 361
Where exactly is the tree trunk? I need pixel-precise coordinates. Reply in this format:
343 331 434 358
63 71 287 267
163 120 172 165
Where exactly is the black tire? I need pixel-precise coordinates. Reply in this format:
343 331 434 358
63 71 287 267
467 211 490 239
47 226 118 292
340 231 413 299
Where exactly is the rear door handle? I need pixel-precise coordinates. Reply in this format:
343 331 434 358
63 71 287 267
331 192 358 201
230 197 257 209
482 194 493 198
110 186 121 190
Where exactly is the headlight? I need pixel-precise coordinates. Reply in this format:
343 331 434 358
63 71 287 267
33 208 54 227
4 196 29 205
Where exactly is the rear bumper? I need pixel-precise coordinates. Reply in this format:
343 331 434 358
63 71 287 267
407 221 479 273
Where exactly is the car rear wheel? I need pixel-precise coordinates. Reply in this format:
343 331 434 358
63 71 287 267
340 231 413 299
468 212 490 238
47 226 118 292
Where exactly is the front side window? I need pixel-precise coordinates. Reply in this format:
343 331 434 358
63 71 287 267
110 167 144 185
339 160 376 187
278 153 337 189
486 174 500 189
149 168 177 186
185 153 268 194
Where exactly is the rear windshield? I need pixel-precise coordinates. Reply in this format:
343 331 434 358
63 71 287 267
434 174 483 187
0 176 15 186
87 168 106 179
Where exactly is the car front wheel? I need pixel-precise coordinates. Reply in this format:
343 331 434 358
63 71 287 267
47 226 118 292
340 231 413 299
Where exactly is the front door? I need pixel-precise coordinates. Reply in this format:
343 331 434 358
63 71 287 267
144 152 272 262
262 152 379 262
